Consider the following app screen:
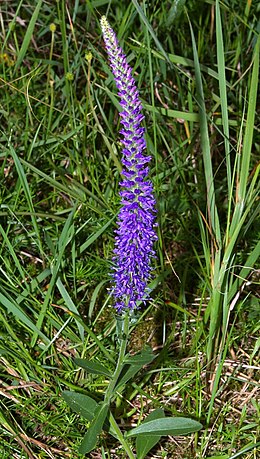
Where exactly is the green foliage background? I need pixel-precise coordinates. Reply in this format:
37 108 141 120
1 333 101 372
0 0 259 457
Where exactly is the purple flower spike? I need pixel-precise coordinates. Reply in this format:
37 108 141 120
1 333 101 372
100 16 157 313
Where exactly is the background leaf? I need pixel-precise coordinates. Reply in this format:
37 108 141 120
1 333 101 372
14 0 43 71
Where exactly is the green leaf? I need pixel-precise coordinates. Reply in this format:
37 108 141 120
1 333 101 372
123 347 156 365
88 280 108 320
79 215 115 254
116 347 156 390
62 391 98 421
165 0 186 26
9 143 44 257
132 0 171 65
205 456 229 459
0 290 49 344
14 0 43 71
136 409 165 459
74 358 112 378
229 442 260 459
189 21 220 244
78 403 109 455
32 206 77 346
56 279 84 341
127 417 202 437
236 34 259 215
144 103 199 122
216 0 231 194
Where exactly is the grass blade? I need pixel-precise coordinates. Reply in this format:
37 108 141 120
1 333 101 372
0 289 49 343
216 0 231 194
189 20 220 244
9 142 44 258
131 0 171 65
14 0 43 71
236 34 259 216
32 206 77 346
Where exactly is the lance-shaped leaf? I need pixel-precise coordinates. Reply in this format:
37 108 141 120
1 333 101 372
78 403 109 455
62 391 98 421
127 417 202 437
136 409 165 459
74 358 112 377
115 347 156 390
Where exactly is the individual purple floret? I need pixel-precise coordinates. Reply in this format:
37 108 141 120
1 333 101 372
100 16 157 312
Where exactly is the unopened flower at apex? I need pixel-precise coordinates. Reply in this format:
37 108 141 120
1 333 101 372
100 16 157 312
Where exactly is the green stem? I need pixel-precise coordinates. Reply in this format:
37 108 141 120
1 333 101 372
109 412 136 459
104 313 135 458
104 313 129 403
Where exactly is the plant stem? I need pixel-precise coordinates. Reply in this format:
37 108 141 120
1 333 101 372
109 412 136 459
104 313 135 458
104 313 129 403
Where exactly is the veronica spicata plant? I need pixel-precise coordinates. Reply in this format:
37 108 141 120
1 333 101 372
62 17 202 457
100 16 157 313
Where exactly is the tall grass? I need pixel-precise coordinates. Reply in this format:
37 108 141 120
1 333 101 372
0 0 259 457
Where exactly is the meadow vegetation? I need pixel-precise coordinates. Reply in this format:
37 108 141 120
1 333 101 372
0 0 259 457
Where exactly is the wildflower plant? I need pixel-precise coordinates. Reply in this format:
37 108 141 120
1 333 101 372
100 16 157 314
62 17 202 457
